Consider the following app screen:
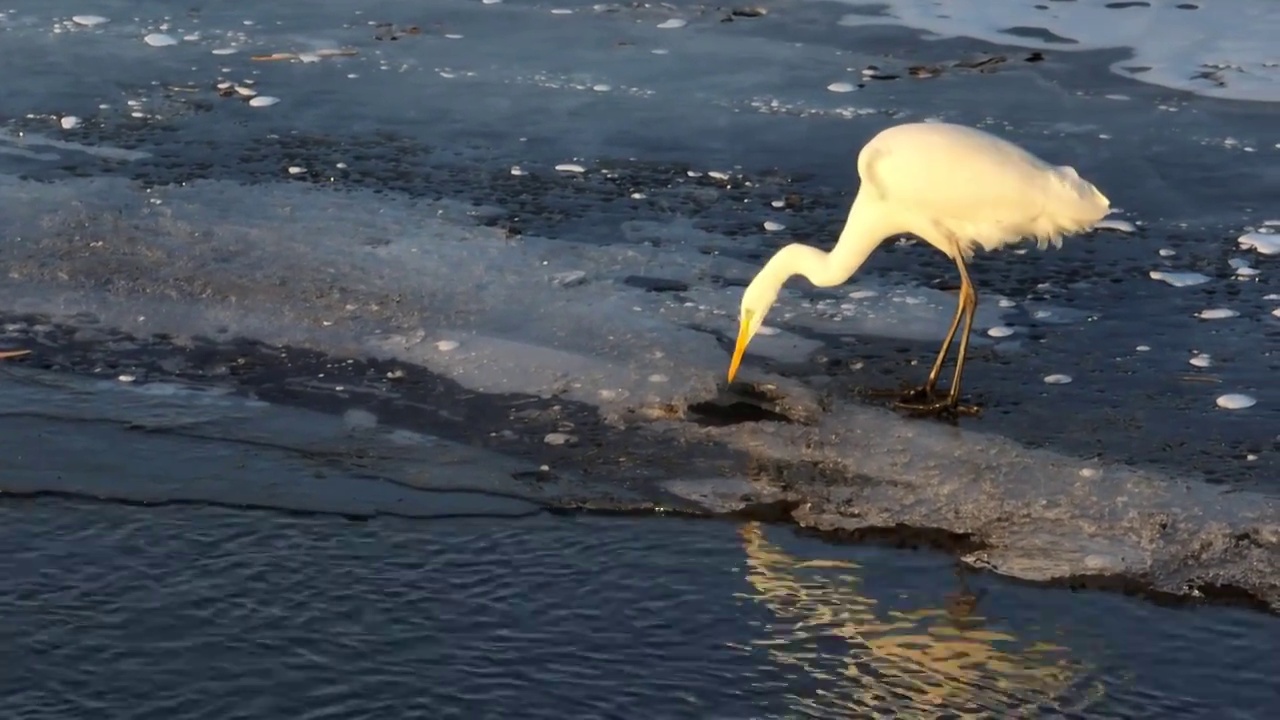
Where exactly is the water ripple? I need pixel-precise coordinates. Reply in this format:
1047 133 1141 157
1 502 1275 719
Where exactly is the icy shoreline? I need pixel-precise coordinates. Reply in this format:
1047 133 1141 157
0 174 1275 612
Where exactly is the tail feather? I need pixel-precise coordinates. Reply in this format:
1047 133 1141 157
1051 164 1111 231
1013 167 1111 252
1055 165 1110 212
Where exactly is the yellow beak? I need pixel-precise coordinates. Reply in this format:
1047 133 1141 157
726 311 753 383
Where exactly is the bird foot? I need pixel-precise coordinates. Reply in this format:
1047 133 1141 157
862 384 982 420
895 394 982 421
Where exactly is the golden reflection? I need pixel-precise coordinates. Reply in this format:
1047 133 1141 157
735 521 1105 718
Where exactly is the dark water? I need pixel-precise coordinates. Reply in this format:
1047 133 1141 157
2 500 1276 719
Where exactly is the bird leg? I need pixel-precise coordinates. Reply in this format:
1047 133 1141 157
892 287 967 404
860 298 964 402
945 564 988 628
894 253 982 418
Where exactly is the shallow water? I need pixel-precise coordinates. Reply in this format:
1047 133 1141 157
2 501 1276 719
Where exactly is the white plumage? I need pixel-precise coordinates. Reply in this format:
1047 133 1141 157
855 122 1109 257
726 121 1111 418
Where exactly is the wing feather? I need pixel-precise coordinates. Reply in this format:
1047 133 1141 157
857 124 1109 256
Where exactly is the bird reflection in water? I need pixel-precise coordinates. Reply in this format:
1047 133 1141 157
733 522 1107 718
946 566 988 632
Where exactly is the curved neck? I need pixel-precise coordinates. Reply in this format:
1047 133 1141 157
760 194 898 290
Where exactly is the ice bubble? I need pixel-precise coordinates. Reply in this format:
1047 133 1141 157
1239 231 1280 255
1231 257 1261 277
1216 393 1256 410
1197 308 1239 320
143 33 178 47
1095 218 1137 233
1150 270 1210 287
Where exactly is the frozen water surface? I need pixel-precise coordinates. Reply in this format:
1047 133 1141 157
0 0 1278 610
834 0 1280 102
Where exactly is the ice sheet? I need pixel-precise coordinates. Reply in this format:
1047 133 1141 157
834 0 1280 102
2 173 1273 607
0 174 1009 416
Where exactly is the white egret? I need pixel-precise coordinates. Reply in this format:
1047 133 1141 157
727 122 1110 417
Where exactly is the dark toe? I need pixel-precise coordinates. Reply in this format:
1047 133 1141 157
895 397 982 421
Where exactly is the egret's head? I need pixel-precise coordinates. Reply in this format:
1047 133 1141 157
727 279 779 384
